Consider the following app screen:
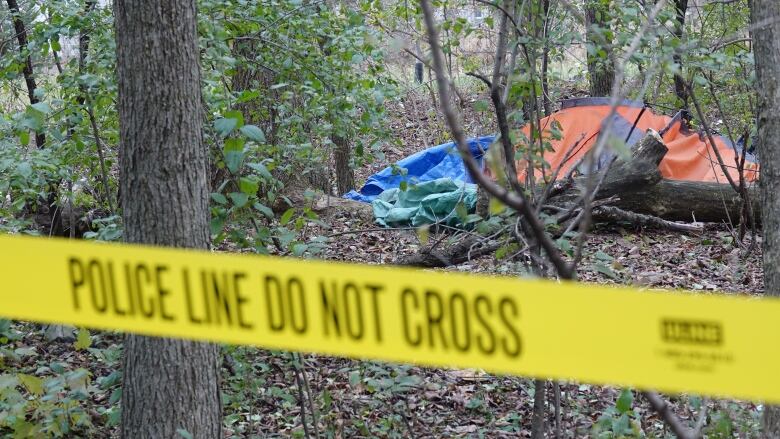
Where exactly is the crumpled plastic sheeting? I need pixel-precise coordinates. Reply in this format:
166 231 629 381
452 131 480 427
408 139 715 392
344 136 495 203
371 178 477 227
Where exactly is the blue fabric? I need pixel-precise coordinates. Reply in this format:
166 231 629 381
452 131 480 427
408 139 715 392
344 136 495 203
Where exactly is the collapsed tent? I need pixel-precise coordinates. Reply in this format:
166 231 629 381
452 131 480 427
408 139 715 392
344 98 759 225
519 97 759 184
344 136 495 203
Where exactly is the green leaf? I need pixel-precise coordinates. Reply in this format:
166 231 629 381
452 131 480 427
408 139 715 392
210 216 225 235
455 202 468 221
416 225 429 245
253 202 274 219
240 124 266 143
30 102 52 114
0 373 19 390
18 373 43 395
215 118 238 138
176 429 194 439
109 388 122 405
348 371 361 387
18 130 29 146
247 162 273 181
223 137 245 153
211 193 228 205
616 388 633 413
229 192 249 208
224 152 243 174
16 162 32 178
239 177 259 195
593 262 618 279
74 327 91 350
594 250 613 261
292 243 308 256
224 110 244 127
280 208 295 225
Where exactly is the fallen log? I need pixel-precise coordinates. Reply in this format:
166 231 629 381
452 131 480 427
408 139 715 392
611 180 760 224
549 130 758 224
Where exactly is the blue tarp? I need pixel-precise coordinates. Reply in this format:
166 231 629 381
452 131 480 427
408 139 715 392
344 136 495 203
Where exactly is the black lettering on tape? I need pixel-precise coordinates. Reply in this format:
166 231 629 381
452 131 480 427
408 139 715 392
499 298 522 357
105 262 126 316
449 293 471 352
209 270 233 326
320 280 343 337
134 264 154 317
401 288 421 346
424 290 448 349
474 295 496 354
343 282 364 340
183 268 203 324
364 283 384 342
233 272 252 330
264 275 285 331
68 257 85 310
88 259 108 313
123 263 137 316
287 277 308 334
155 266 174 321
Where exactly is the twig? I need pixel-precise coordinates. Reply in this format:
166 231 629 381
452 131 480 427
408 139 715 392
420 0 573 279
643 391 700 439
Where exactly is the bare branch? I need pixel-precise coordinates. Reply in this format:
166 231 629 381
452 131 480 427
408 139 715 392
419 0 573 279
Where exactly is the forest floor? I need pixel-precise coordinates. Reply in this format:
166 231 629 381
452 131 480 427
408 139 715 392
0 87 765 438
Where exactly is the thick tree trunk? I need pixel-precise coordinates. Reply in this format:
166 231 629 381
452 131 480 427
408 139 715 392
114 0 222 437
751 0 780 436
584 0 614 97
6 0 44 147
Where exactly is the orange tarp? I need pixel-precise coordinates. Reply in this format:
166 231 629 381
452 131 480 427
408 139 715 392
515 98 758 184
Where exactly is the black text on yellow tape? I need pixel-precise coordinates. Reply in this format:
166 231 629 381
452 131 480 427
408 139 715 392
1 234 778 403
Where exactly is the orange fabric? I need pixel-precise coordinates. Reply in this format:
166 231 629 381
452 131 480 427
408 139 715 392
515 104 758 184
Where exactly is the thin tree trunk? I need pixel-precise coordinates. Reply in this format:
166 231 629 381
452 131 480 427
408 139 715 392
6 0 44 147
752 0 780 435
114 0 222 437
333 135 354 194
541 0 552 116
584 0 614 97
672 0 689 108
530 376 546 438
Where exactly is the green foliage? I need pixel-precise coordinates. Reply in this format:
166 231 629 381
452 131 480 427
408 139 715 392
592 389 644 438
0 324 123 437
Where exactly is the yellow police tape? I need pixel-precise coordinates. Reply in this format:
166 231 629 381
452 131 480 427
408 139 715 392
0 234 777 402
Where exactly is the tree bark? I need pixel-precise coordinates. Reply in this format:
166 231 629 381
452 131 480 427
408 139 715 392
751 0 780 436
6 0 44 147
672 0 689 108
611 180 759 224
114 0 222 437
584 0 614 97
334 134 355 194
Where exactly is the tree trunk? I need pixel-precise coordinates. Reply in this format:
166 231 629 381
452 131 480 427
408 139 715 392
672 0 689 108
584 0 614 97
752 0 780 436
114 0 222 437
334 135 355 194
531 379 546 439
6 0 44 147
541 0 552 116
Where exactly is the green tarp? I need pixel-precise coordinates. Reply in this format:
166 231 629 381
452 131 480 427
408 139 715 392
371 178 477 227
